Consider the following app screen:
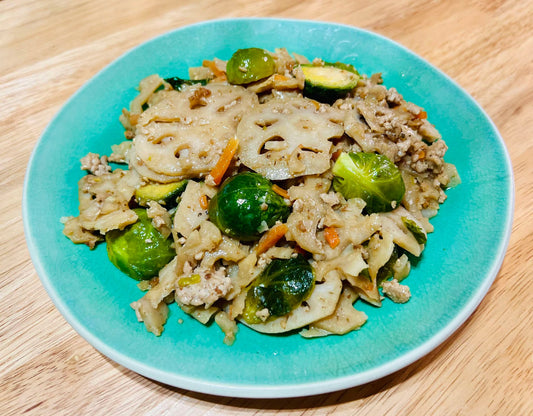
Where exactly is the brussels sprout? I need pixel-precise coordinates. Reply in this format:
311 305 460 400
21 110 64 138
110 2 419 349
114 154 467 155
401 217 427 244
208 172 290 241
106 209 175 281
242 255 315 324
226 48 276 85
332 152 405 214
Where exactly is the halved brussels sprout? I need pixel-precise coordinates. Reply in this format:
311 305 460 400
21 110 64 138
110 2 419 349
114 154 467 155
208 172 291 241
242 255 315 324
332 152 405 214
106 209 175 281
226 48 276 85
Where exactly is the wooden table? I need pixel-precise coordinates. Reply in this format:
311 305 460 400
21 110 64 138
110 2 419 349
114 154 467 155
2 0 532 414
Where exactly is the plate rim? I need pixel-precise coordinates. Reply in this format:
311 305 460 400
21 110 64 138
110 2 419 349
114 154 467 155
22 17 515 398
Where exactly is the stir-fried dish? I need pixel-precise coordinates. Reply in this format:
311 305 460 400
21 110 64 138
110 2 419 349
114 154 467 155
63 47 460 344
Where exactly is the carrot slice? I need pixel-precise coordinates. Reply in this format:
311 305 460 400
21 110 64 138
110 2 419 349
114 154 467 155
199 194 208 209
273 74 289 82
202 59 227 80
209 137 239 186
324 227 340 249
272 184 289 200
255 223 288 255
331 149 342 162
416 110 428 119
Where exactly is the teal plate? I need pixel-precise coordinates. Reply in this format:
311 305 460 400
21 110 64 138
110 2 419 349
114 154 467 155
23 18 513 398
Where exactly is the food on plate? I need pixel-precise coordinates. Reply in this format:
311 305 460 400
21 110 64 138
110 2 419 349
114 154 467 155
62 47 460 344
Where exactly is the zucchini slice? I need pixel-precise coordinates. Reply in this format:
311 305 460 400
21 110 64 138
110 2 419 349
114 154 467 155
301 64 359 103
135 180 188 208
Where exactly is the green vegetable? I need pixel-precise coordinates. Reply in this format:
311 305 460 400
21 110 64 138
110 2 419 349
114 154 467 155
164 77 208 90
324 61 359 75
135 180 188 209
377 246 400 285
401 217 427 244
301 64 359 103
208 172 290 241
332 152 405 214
226 48 276 85
360 267 371 280
106 209 175 281
242 255 315 324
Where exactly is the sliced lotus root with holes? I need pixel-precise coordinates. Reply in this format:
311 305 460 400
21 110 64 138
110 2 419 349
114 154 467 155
131 83 258 181
237 96 345 180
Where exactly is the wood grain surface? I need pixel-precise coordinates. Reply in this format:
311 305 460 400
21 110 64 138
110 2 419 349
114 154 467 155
1 0 532 414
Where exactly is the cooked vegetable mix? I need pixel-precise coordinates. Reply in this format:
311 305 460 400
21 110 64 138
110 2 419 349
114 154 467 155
63 46 459 345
